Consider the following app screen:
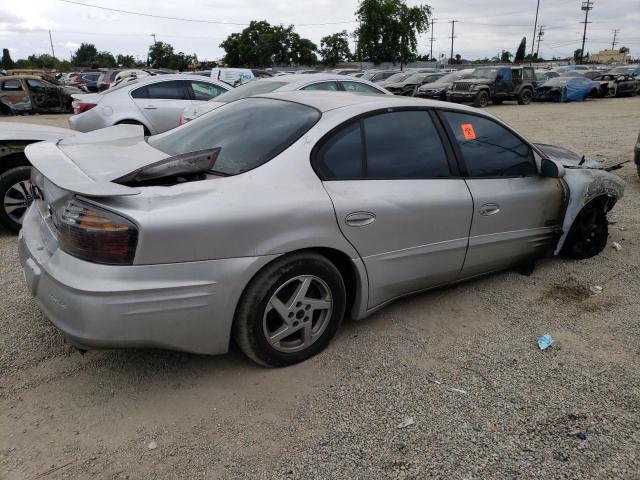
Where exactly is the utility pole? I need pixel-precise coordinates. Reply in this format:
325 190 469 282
611 29 619 50
536 26 545 59
151 33 157 45
530 0 541 62
449 20 457 65
579 1 594 64
429 18 436 61
48 30 55 59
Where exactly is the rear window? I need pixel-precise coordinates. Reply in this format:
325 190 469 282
212 80 288 103
149 98 320 176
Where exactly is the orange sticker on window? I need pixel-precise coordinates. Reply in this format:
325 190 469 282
461 123 476 140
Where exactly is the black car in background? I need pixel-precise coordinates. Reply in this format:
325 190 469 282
75 71 101 92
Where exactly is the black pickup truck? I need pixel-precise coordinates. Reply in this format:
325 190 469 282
447 66 536 107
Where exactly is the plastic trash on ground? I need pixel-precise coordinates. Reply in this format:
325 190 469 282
538 334 554 350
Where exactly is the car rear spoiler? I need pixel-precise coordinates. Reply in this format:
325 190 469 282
25 141 140 197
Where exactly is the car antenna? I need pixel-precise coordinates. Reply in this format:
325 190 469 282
578 155 586 166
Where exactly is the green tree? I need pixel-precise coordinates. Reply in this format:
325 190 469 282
93 51 117 68
219 21 317 67
514 37 526 64
148 41 193 70
500 50 513 63
71 43 98 66
27 54 57 69
354 0 431 65
319 31 351 66
1 48 13 69
619 46 629 54
116 54 137 68
573 48 582 62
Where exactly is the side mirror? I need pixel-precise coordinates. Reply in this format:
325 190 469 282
541 158 565 178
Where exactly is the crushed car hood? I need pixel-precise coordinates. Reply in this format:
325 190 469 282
25 124 170 196
534 143 605 168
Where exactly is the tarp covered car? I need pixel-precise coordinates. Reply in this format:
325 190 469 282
535 76 601 102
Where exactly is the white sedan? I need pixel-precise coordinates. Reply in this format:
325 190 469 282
69 74 231 135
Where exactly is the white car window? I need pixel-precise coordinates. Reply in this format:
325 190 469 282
340 81 383 94
190 81 226 101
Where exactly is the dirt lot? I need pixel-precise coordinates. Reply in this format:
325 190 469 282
1 98 639 479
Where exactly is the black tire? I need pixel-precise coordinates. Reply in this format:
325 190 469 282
517 88 533 105
561 203 609 260
473 91 489 108
233 252 346 367
116 120 151 136
0 165 33 233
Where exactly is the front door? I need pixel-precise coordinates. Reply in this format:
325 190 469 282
439 110 565 277
313 109 473 308
26 79 62 112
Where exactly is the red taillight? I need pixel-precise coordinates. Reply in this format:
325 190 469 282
73 102 96 115
53 198 138 265
98 82 110 90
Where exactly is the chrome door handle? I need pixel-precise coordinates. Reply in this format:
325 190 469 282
479 203 500 216
144 105 158 110
345 212 376 227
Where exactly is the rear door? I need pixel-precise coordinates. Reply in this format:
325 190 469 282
438 110 564 277
1 79 31 112
131 80 192 134
313 109 473 308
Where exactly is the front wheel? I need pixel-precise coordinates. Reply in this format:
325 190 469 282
473 91 489 108
561 203 609 259
0 166 33 233
517 88 533 105
233 252 346 367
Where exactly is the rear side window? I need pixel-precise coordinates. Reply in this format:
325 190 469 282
442 111 536 177
2 80 22 91
363 111 450 178
523 68 534 80
341 81 382 94
313 110 451 180
149 98 320 176
132 80 188 100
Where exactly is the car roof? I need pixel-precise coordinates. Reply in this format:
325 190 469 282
256 90 484 114
254 73 371 86
0 75 48 81
130 73 229 86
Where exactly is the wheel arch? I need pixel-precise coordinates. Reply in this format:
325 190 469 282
0 142 32 175
114 118 152 136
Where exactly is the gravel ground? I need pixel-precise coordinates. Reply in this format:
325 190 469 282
1 98 639 479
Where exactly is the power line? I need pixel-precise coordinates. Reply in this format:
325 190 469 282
58 0 356 27
579 0 594 64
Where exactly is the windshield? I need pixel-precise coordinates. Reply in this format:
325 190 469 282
211 80 288 103
437 71 464 83
405 73 427 83
149 98 320 176
384 72 411 83
361 72 378 81
470 68 500 79
608 66 634 75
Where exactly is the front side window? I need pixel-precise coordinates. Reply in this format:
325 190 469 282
150 98 320 176
340 81 382 94
190 81 226 101
300 81 339 91
442 111 536 177
512 69 523 80
2 80 23 91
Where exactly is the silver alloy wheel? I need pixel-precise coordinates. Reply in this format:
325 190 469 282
263 275 333 353
3 179 33 225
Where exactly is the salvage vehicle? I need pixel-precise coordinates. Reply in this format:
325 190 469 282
360 70 400 83
535 76 601 102
96 69 123 91
18 92 624 366
414 69 474 100
0 75 83 115
179 74 390 124
69 74 231 135
593 71 639 97
535 70 559 83
210 68 272 87
384 72 446 96
447 66 536 107
0 122 74 231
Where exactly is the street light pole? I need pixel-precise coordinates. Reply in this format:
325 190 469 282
579 1 594 64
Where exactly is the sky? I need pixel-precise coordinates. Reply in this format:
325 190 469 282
0 0 638 63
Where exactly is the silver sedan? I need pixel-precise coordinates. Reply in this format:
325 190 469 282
19 92 624 366
68 74 231 135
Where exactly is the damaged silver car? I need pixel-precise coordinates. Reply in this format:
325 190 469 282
18 92 624 366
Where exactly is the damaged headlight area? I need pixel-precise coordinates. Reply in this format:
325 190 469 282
115 148 221 187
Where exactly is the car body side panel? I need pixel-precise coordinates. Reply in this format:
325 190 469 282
462 176 564 276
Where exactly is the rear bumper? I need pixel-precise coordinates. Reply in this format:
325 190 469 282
18 205 276 355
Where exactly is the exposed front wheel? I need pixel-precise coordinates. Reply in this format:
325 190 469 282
0 166 33 233
233 252 346 367
562 203 609 259
473 91 489 108
517 89 533 105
